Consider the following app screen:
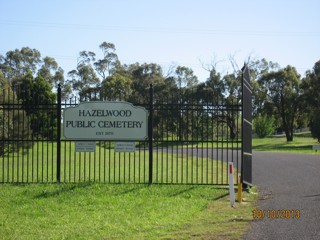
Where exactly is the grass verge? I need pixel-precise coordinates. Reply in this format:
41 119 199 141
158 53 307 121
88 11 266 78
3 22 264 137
252 136 319 154
0 184 256 240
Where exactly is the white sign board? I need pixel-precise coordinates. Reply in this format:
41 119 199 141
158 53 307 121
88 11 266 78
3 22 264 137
75 141 96 152
313 145 320 151
114 142 136 152
63 102 148 140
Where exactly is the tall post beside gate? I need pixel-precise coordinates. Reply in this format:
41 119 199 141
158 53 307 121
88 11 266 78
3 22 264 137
241 64 252 188
148 84 154 184
56 84 62 183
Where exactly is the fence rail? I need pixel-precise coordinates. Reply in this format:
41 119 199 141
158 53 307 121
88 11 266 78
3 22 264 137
1 76 251 185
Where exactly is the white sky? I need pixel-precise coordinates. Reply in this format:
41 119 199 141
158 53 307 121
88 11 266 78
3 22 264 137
1 0 319 81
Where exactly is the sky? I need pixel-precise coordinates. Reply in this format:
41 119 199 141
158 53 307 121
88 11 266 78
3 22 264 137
1 0 319 82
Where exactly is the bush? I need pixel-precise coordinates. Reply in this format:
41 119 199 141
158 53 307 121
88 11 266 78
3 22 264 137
254 114 275 138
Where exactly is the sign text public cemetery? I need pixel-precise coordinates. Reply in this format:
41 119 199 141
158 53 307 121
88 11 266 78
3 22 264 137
63 102 148 140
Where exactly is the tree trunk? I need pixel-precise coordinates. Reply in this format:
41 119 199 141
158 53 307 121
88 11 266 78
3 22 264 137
279 100 294 142
286 133 293 142
227 117 236 140
284 126 293 142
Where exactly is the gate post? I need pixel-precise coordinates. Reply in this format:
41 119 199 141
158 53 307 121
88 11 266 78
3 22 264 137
148 84 154 184
56 84 62 183
241 64 252 188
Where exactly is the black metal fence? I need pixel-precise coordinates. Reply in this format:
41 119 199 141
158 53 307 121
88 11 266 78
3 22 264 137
1 75 251 185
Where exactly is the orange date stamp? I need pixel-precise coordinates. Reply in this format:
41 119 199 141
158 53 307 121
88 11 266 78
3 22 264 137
252 209 301 219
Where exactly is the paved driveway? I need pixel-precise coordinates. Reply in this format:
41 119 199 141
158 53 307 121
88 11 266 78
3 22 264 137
245 152 320 240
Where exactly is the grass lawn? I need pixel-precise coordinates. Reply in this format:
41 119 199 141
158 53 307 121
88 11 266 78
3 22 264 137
252 135 319 154
0 184 256 240
1 142 233 184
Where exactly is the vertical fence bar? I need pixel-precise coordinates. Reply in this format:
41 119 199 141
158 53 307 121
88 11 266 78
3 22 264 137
11 88 15 182
56 84 62 183
1 88 4 182
17 88 20 182
148 84 154 184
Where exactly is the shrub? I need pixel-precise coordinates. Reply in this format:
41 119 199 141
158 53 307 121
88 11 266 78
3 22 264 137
254 114 275 138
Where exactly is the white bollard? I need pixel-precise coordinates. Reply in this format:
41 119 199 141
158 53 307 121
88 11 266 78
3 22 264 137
229 162 235 207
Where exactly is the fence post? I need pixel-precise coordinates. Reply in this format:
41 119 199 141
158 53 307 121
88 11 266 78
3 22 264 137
241 64 252 189
57 84 62 183
148 84 154 184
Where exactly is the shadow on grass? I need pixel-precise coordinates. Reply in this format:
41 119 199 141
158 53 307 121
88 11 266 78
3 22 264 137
168 186 197 197
113 184 149 196
34 182 94 199
166 185 229 200
212 193 229 201
32 182 230 201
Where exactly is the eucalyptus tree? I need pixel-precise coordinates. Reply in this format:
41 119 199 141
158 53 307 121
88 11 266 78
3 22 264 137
128 63 167 102
171 66 199 140
0 47 71 100
68 42 123 100
0 47 71 143
301 60 320 112
197 63 242 140
259 66 302 141
0 71 32 155
0 47 41 80
15 71 57 139
301 60 320 141
248 58 280 117
101 73 132 100
198 58 280 140
175 66 198 90
94 41 119 79
38 56 71 100
67 51 100 100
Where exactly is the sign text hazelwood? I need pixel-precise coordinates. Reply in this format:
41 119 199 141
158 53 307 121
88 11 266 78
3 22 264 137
63 102 148 140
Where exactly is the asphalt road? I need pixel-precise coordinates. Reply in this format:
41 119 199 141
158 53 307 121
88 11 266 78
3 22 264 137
244 151 320 240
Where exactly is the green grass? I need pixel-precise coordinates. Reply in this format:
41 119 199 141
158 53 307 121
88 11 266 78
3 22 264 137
0 184 256 240
1 142 233 185
253 135 319 154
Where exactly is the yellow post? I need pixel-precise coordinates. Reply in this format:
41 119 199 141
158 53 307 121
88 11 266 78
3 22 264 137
237 177 243 203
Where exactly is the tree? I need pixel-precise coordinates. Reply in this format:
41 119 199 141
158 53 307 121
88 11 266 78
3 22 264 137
254 114 275 138
38 56 71 100
301 60 320 141
67 51 100 99
248 58 280 117
0 47 70 100
128 63 167 102
0 47 41 80
175 66 198 89
0 72 33 156
16 71 57 139
201 62 243 140
310 111 320 142
94 42 119 79
0 47 69 151
259 66 302 141
205 67 225 101
302 60 320 107
101 73 132 100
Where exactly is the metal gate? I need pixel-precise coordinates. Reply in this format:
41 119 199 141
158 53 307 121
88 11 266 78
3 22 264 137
0 68 251 185
241 65 253 186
